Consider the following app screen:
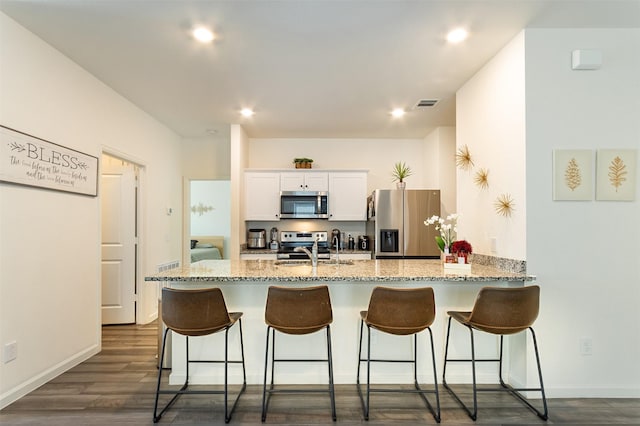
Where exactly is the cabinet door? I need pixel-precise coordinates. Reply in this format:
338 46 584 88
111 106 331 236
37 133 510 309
328 172 367 221
303 172 328 191
245 172 281 220
280 172 328 192
280 173 306 191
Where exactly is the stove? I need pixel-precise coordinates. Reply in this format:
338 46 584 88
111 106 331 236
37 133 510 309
277 231 331 260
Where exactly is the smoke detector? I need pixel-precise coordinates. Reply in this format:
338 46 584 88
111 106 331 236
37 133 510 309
413 99 439 109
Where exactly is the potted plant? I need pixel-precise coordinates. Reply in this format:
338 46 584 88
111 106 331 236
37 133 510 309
293 158 314 169
391 161 412 188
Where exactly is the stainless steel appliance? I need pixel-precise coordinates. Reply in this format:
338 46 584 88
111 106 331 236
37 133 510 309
358 235 370 251
269 227 279 250
366 189 441 258
277 231 331 259
247 228 267 249
280 191 329 219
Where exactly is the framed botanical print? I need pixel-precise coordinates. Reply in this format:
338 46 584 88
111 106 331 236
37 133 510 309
553 149 592 201
596 149 636 201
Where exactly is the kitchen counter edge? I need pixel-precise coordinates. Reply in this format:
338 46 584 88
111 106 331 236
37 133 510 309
145 259 535 283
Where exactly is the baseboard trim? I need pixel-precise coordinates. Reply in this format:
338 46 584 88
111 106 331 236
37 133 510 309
0 343 100 410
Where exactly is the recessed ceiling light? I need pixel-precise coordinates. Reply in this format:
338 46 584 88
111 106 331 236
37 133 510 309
192 27 214 43
240 108 255 118
446 28 468 43
391 108 406 118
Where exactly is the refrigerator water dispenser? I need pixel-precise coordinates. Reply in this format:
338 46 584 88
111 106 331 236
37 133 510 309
380 229 399 252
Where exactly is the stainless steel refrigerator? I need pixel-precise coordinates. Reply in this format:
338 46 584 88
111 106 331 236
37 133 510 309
366 189 441 258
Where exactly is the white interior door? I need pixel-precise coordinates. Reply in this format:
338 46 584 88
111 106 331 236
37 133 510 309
101 154 137 324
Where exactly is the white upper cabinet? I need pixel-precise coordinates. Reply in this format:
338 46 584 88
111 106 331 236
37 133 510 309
328 172 368 221
280 172 329 192
245 172 281 221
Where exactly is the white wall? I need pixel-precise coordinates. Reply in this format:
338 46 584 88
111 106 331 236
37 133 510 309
182 133 231 180
456 32 527 258
524 28 640 397
458 28 640 397
230 125 250 259
0 13 183 408
423 127 457 217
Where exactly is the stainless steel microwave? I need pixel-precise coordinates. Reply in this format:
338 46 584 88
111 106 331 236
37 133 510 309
280 191 329 219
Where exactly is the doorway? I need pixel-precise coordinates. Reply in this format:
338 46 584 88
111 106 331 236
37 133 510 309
184 179 231 264
101 153 139 324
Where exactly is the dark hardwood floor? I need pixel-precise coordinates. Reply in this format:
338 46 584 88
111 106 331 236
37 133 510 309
1 321 638 425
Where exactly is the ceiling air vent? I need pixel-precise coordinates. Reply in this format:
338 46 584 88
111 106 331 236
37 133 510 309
414 99 439 108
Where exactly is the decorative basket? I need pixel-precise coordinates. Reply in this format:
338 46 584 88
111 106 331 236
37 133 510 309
295 162 312 169
443 262 472 274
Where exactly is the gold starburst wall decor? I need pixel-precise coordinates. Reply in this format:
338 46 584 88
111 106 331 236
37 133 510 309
494 193 515 217
474 168 489 189
455 145 474 171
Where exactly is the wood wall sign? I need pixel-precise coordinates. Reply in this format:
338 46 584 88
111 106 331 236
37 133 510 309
0 125 98 196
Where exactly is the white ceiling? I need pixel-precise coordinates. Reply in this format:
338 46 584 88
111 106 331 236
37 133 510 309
1 0 638 139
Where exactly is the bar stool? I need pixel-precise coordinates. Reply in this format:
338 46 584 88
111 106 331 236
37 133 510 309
261 285 336 422
357 286 441 422
442 285 548 421
153 287 246 423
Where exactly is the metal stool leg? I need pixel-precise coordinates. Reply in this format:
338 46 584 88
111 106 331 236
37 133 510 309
356 319 370 420
496 329 548 420
443 318 549 421
442 317 478 420
326 325 337 421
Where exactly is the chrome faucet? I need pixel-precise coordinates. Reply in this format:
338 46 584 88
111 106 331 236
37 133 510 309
294 238 319 267
332 235 340 263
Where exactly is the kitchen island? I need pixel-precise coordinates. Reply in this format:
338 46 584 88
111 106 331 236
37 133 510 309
146 258 536 387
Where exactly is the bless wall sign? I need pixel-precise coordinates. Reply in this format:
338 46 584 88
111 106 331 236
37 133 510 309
0 125 98 196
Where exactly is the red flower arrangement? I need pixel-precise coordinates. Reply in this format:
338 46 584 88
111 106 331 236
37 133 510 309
450 240 472 264
451 240 473 254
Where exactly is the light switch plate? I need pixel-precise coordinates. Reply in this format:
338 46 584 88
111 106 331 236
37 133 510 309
3 341 17 363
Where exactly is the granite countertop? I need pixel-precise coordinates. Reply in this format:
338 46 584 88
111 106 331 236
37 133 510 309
145 259 534 283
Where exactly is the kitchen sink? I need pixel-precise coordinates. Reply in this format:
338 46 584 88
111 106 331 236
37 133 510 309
274 260 355 266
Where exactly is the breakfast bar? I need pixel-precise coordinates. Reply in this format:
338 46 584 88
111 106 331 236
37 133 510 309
146 258 535 387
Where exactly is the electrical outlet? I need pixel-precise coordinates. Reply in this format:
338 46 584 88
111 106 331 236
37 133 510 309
580 338 593 356
490 237 497 253
3 341 17 363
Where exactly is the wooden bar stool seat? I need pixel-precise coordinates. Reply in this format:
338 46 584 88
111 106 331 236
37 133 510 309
261 285 336 422
357 286 441 422
153 287 246 423
442 285 548 421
